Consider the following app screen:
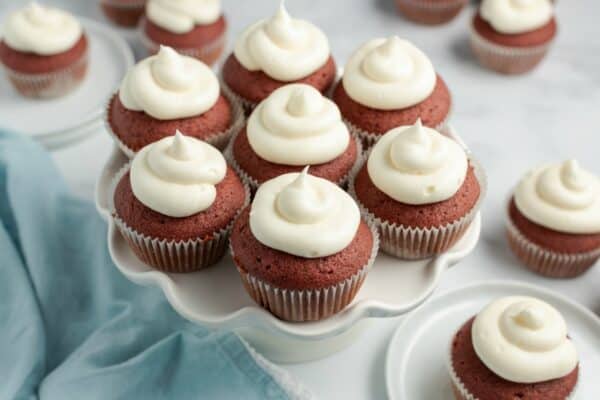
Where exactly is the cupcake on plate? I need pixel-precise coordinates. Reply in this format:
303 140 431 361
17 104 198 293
470 0 557 75
221 3 337 112
332 36 451 148
0 3 88 98
227 83 361 190
449 296 579 400
140 0 226 65
112 131 249 272
106 46 243 156
506 160 600 278
230 167 378 322
100 0 146 28
350 120 485 259
395 0 468 25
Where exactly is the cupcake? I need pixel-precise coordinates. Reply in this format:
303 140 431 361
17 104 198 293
230 168 378 321
332 36 451 148
221 3 337 112
112 131 249 272
395 0 468 25
140 0 226 65
506 160 600 278
106 46 243 156
449 296 579 400
100 0 146 28
350 120 485 259
0 3 88 99
227 83 361 190
470 0 557 75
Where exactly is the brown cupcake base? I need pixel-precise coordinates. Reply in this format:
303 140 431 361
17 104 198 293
100 0 146 28
395 0 468 25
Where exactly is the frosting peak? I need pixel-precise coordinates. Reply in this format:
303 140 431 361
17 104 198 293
119 46 220 120
146 0 221 34
247 84 350 166
472 296 578 383
480 0 553 34
276 167 333 224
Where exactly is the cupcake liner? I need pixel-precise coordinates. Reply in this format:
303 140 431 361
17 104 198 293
220 74 257 115
230 221 380 322
395 0 468 25
223 127 365 192
2 50 88 99
349 155 487 260
109 162 251 273
469 23 554 75
104 85 245 158
505 210 600 279
138 17 226 65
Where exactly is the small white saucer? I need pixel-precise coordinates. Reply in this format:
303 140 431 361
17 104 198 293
386 281 600 400
0 17 133 149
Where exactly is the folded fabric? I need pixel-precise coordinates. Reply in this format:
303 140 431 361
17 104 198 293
0 131 312 400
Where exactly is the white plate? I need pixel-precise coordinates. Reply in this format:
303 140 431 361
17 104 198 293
0 17 133 148
386 281 600 400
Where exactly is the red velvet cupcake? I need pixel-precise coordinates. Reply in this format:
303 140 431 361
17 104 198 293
0 3 88 98
106 46 243 156
139 0 226 65
221 4 337 113
449 297 579 400
333 36 451 148
112 131 249 272
470 0 558 74
230 168 378 321
100 0 146 28
395 0 468 25
226 83 361 190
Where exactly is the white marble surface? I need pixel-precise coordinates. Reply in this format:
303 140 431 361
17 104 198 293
4 0 600 399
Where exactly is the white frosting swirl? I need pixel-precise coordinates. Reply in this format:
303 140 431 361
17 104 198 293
367 120 468 205
342 36 436 110
2 2 83 55
250 167 360 258
247 84 350 166
472 296 578 383
233 3 330 82
146 0 221 34
514 160 600 234
480 0 553 34
119 46 220 120
130 131 227 217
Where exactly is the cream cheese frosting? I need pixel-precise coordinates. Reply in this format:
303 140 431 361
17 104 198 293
514 160 600 234
367 120 468 205
480 0 553 35
2 2 83 56
472 296 578 383
146 0 221 34
247 84 350 166
233 3 330 82
119 46 220 120
342 36 436 110
130 131 227 218
250 167 360 258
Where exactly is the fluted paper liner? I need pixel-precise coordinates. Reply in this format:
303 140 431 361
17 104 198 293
230 222 379 322
506 208 600 279
220 76 257 115
395 0 468 25
2 50 88 99
104 85 245 158
349 155 486 260
109 162 250 273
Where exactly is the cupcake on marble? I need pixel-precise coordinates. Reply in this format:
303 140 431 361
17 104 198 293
112 131 249 272
395 0 468 25
350 120 485 259
449 296 579 400
221 3 337 112
333 36 451 148
230 168 378 322
140 0 226 65
106 46 243 156
100 0 146 27
470 0 557 75
227 83 361 190
506 160 600 278
0 3 88 98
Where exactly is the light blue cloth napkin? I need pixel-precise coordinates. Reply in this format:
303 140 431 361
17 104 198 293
0 131 311 400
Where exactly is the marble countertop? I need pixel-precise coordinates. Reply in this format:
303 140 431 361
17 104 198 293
9 0 599 398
